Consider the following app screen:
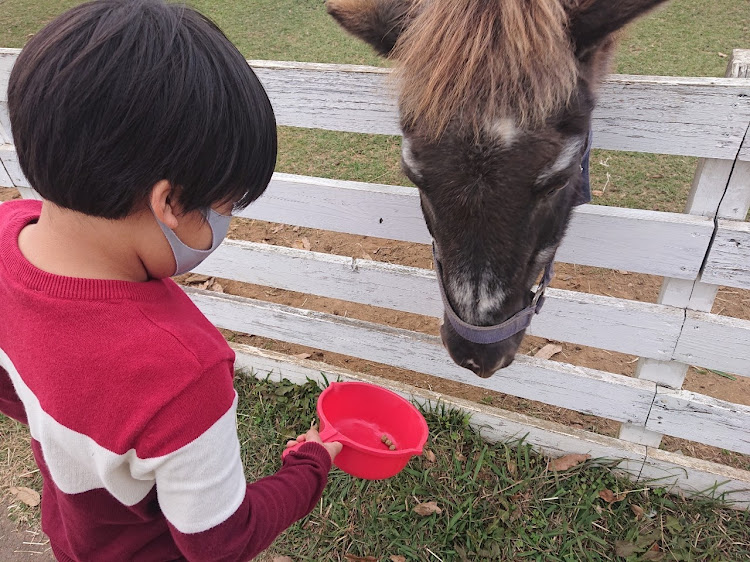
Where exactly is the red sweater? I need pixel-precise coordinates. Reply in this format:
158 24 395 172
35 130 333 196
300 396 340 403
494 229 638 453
0 199 331 561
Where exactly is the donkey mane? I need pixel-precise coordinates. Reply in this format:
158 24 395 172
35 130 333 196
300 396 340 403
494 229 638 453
393 0 582 139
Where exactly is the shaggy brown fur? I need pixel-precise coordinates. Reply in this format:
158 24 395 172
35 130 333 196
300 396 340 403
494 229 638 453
392 0 580 139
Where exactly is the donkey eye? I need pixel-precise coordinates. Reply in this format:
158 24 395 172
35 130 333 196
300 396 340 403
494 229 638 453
543 180 570 199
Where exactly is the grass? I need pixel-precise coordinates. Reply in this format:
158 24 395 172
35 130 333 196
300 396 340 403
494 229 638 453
0 413 43 527
613 0 750 77
0 0 745 75
202 376 750 560
6 375 747 560
4 374 749 560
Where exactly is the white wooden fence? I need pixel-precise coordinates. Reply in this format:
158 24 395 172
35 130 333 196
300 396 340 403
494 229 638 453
1 47 749 506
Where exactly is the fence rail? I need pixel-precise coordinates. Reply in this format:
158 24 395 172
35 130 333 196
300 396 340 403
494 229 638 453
703 220 750 289
187 238 750 375
242 60 750 159
240 173 717 280
1 46 749 506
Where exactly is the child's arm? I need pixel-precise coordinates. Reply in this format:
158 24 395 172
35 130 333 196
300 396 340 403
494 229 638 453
170 442 332 561
0 366 28 424
139 361 333 561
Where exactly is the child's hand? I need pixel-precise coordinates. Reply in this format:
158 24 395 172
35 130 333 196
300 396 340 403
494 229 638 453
285 427 342 463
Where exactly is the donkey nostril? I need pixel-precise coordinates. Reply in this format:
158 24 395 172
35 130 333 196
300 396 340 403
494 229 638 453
476 368 494 379
496 355 515 371
472 355 515 378
463 359 482 374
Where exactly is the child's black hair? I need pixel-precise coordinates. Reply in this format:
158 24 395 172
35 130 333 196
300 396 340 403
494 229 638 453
8 0 276 219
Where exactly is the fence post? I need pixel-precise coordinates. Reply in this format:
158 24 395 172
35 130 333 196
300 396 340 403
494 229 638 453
619 49 750 447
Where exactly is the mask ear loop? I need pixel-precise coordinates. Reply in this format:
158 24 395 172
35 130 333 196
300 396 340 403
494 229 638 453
151 206 232 276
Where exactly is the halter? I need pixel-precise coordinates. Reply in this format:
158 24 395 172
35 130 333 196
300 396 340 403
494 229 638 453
433 129 593 345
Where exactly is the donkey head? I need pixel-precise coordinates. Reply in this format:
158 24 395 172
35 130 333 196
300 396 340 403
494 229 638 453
327 0 669 377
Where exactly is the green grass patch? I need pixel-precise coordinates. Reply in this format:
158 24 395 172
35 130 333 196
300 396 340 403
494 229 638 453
2 0 745 76
0 414 43 525
278 128 408 187
3 375 749 560
614 0 750 77
238 375 750 561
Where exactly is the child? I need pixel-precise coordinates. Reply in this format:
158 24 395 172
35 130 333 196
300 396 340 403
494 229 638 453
0 1 341 560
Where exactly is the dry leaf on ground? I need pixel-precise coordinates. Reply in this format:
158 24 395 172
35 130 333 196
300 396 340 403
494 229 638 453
9 486 41 507
423 449 437 463
196 277 215 290
631 504 645 519
643 551 665 561
208 281 224 293
614 541 639 557
599 489 626 504
534 344 563 360
183 273 211 285
292 237 311 251
548 453 590 471
390 556 407 562
271 557 294 562
413 501 442 516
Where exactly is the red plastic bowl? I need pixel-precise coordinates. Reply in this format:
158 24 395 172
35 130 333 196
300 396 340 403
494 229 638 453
283 382 429 480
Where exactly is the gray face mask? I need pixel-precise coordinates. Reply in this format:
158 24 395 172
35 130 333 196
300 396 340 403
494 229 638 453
153 207 232 277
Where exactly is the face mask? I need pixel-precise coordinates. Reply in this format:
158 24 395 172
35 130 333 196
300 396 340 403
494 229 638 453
153 207 232 276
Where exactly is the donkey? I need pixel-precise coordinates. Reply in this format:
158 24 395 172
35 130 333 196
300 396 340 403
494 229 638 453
326 0 670 377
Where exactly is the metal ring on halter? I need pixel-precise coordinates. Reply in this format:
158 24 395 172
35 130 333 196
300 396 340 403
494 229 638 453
432 243 555 345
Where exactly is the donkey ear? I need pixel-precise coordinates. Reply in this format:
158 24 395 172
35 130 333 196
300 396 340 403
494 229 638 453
326 0 416 57
569 0 670 55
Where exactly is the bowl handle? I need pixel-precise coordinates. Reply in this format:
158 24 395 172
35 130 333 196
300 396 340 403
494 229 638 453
282 425 342 460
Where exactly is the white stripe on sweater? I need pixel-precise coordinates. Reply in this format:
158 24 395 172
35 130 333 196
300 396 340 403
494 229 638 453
1 348 246 534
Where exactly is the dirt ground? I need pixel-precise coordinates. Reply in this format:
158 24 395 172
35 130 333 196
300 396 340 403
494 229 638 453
0 504 276 562
1 186 748 471
0 503 52 561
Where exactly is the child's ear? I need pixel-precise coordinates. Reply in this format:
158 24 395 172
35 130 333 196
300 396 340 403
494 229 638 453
150 180 179 229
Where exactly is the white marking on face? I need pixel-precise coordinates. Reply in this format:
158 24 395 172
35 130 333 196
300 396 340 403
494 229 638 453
401 137 422 180
488 117 519 146
448 268 506 325
476 269 504 321
537 136 585 184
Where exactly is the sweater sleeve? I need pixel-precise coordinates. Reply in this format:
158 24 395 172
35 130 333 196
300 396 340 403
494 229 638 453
170 443 331 562
134 361 331 562
0 365 28 424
